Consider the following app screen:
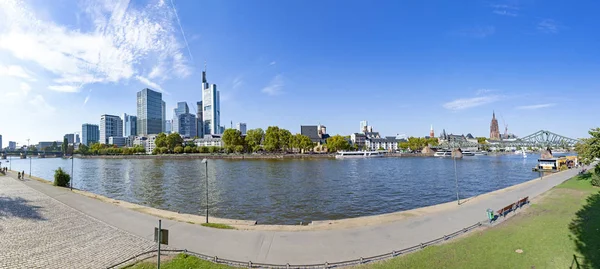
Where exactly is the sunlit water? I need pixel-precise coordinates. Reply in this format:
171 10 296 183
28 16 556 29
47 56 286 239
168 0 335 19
5 154 550 224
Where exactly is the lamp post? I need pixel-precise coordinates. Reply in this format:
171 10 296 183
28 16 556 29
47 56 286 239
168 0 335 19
27 139 31 178
201 158 209 223
453 142 460 205
70 155 74 191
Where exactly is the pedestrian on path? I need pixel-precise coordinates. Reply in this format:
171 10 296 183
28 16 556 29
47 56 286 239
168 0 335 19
17 172 21 179
22 170 25 178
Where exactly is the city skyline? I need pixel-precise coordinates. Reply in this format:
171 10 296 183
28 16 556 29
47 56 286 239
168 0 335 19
1 0 599 145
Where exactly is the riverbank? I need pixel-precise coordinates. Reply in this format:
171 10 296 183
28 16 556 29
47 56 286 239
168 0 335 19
76 153 335 160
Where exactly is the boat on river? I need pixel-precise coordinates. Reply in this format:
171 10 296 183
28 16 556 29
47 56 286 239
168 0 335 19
462 151 476 156
474 151 488 156
434 151 452 157
335 151 384 159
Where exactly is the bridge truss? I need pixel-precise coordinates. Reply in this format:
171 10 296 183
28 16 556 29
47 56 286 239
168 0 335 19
437 130 580 149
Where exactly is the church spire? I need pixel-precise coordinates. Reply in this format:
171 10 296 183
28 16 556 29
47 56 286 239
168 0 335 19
493 110 496 119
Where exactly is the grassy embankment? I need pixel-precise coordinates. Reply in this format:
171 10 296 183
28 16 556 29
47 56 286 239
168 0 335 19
126 170 600 269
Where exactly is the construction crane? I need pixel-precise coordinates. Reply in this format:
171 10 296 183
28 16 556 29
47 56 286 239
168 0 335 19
501 116 508 139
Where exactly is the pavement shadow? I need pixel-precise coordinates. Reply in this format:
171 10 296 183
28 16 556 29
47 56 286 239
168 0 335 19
568 191 600 269
0 196 47 221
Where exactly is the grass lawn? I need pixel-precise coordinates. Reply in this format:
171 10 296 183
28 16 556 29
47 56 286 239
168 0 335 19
357 171 600 269
201 223 235 229
124 253 237 269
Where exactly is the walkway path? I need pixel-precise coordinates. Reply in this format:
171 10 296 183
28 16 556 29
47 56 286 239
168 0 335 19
0 174 156 268
0 167 588 266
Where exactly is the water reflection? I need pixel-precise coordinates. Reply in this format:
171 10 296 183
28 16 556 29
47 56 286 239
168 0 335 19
8 154 552 224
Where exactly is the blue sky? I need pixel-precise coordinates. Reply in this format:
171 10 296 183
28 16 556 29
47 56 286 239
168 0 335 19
1 0 598 146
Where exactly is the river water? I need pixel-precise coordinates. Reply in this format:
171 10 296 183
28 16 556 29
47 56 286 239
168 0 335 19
4 154 548 224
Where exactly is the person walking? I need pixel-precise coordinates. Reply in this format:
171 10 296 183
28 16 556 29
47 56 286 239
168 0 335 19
17 172 21 179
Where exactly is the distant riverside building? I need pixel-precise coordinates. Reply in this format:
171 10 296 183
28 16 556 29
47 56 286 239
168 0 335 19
430 125 435 138
162 100 166 133
100 114 123 144
236 123 247 135
137 88 163 135
82 124 100 146
122 113 137 137
165 120 172 134
108 137 127 147
172 102 189 133
360 121 368 133
63 133 80 145
196 101 204 138
8 141 16 151
490 111 501 140
39 141 62 150
195 135 224 147
0 134 2 150
301 125 330 144
133 135 158 154
201 67 221 135
176 113 197 138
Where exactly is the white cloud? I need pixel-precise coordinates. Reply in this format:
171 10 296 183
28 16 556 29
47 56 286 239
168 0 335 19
476 89 495 95
269 61 276 66
516 103 556 110
0 64 36 81
135 75 163 92
232 76 243 89
493 10 517 17
28 94 55 113
443 95 501 110
83 89 92 106
491 4 519 17
48 85 80 92
538 19 560 34
261 74 284 96
0 0 192 93
20 82 31 94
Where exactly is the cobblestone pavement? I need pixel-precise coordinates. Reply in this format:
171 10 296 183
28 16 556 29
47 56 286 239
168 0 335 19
0 176 156 269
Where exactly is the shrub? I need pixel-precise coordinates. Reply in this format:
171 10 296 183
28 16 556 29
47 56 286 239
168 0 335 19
174 146 184 154
53 167 71 187
200 146 209 153
184 146 193 153
592 176 600 187
208 146 217 153
234 145 244 153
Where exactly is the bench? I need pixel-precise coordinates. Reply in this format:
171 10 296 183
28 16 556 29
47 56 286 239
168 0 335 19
516 196 529 208
497 203 516 218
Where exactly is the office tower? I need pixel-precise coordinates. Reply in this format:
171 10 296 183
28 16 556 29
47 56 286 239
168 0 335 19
236 123 247 135
165 120 172 134
123 113 137 137
137 88 163 135
100 114 123 144
82 124 100 146
176 113 197 138
162 100 166 133
75 133 80 144
196 101 203 138
172 102 189 133
64 134 75 144
201 66 221 135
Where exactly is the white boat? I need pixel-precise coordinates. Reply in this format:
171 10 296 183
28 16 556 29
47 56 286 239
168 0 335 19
462 151 475 156
522 150 527 158
335 151 384 159
434 151 452 157
474 151 488 156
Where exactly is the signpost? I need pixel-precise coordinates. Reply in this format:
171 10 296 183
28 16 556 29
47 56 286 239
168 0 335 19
154 220 169 269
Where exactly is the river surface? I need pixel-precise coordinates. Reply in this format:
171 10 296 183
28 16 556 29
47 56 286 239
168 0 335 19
4 154 551 224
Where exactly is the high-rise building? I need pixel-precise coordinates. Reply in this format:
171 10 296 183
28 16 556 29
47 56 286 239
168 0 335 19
8 141 16 151
201 67 221 135
75 133 80 144
172 102 189 133
137 88 163 135
236 123 247 135
64 133 75 144
162 100 166 133
196 101 204 138
82 124 100 146
123 113 137 137
165 120 172 134
490 111 501 140
176 113 197 138
360 121 368 133
100 114 123 144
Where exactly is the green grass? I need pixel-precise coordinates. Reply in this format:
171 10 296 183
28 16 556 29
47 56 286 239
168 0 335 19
357 172 600 269
125 253 236 269
201 223 235 229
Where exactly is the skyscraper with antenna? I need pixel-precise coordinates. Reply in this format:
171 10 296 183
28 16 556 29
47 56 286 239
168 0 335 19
201 62 221 135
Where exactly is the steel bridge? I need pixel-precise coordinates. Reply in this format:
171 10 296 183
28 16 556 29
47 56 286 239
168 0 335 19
438 130 580 149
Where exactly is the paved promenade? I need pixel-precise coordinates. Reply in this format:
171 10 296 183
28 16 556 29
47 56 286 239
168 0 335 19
0 166 588 267
0 174 157 268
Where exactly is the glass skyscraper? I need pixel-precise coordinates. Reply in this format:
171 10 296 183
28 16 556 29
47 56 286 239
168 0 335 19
123 113 137 137
82 124 100 146
172 102 189 133
137 88 163 135
202 69 220 135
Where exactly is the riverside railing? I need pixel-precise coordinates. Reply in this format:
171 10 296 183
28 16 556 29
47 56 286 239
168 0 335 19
107 221 484 269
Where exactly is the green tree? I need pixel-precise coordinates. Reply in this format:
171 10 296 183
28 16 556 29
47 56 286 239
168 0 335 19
200 146 209 153
29 146 38 152
406 137 428 151
53 167 70 187
326 135 350 152
222 129 244 152
184 146 193 153
575 128 600 165
62 137 68 155
208 146 218 153
234 145 244 153
51 141 58 151
174 146 184 154
399 142 410 151
298 134 314 153
154 133 168 148
264 126 281 152
245 128 265 152
166 133 184 151
78 144 89 155
426 137 439 146
476 137 487 144
279 129 292 152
